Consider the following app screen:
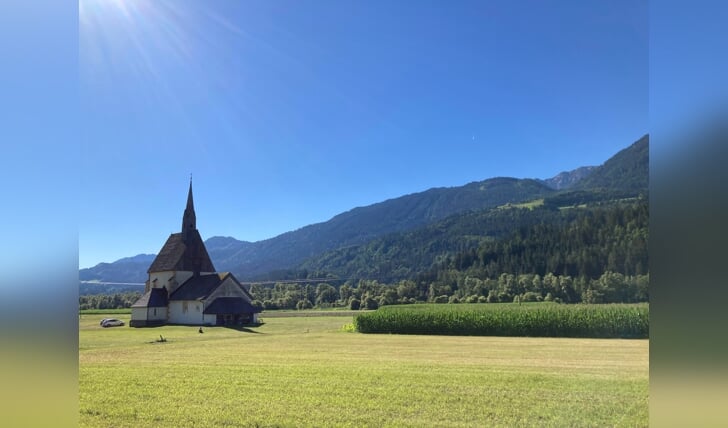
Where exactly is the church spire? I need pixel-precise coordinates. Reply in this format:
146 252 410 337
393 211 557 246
181 177 196 241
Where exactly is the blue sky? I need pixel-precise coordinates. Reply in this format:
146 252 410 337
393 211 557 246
78 0 648 268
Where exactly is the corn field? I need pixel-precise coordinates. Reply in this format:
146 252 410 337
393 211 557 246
353 303 648 338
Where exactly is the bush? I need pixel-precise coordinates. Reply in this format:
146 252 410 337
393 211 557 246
448 296 460 304
521 292 540 302
349 298 361 310
486 290 498 303
434 295 449 304
296 299 313 310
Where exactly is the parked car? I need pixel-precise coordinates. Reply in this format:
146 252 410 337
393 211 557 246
101 318 124 328
100 318 112 326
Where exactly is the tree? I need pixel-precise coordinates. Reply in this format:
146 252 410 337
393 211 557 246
315 283 338 306
362 296 379 310
396 280 417 300
339 284 352 303
296 299 313 310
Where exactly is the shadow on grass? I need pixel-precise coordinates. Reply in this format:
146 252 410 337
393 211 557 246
222 323 265 334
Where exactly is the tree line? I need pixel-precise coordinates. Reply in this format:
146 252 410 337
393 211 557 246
79 292 142 310
248 270 648 311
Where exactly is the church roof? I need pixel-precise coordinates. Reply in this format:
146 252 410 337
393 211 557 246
147 230 216 273
203 297 261 314
169 272 230 301
131 287 168 308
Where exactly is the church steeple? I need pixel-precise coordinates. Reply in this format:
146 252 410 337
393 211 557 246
181 178 196 241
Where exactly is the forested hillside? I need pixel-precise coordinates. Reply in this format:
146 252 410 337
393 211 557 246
211 177 555 277
252 199 648 309
574 134 648 193
299 199 648 283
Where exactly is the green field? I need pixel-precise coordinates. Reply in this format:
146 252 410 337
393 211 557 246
355 303 649 338
79 308 132 315
79 312 648 427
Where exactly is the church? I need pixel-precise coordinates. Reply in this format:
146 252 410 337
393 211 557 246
130 181 261 327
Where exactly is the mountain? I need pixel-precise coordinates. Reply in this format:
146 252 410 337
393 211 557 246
204 236 254 266
297 135 649 281
298 196 648 282
574 134 649 194
79 253 155 284
542 166 596 190
80 178 555 284
79 135 648 288
209 177 555 278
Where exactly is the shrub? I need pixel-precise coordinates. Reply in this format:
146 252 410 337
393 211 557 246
486 290 498 303
521 292 540 302
349 299 361 310
296 299 313 310
434 295 449 304
448 296 460 304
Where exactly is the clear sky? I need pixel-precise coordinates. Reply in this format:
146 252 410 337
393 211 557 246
78 0 648 269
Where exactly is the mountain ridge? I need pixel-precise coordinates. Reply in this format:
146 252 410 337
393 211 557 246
79 135 648 285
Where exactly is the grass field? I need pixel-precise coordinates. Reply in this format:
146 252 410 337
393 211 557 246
79 312 648 427
79 308 132 315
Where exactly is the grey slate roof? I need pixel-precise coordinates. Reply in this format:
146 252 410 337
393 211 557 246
131 287 168 308
147 230 216 273
203 297 260 314
169 273 228 301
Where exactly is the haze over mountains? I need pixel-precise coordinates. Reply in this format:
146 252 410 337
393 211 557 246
80 135 648 288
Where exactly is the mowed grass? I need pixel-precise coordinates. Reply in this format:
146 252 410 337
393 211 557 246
79 313 648 427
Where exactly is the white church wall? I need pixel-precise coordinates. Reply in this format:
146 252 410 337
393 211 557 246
131 307 147 321
168 300 205 325
147 306 167 321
